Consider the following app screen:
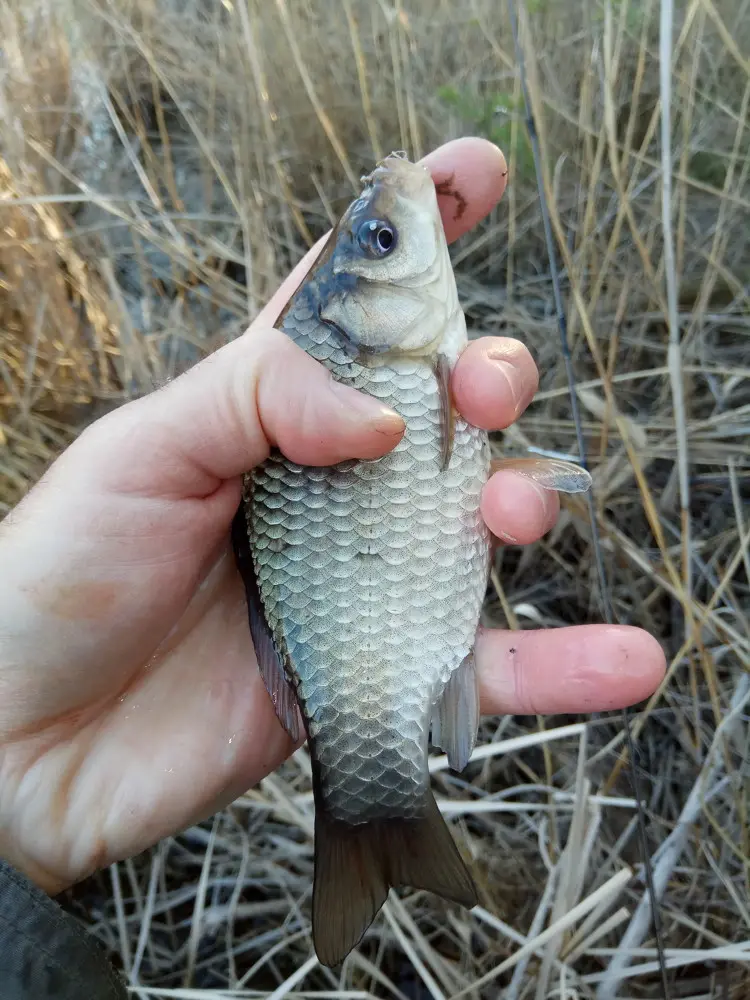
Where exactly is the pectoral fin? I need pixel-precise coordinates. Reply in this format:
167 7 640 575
430 652 480 772
490 456 592 494
434 353 455 472
231 497 301 743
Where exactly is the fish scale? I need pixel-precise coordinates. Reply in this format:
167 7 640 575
249 310 490 824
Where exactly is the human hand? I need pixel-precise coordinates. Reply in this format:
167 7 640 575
0 138 666 896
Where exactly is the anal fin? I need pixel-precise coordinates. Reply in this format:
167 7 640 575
312 794 477 967
430 652 479 772
231 499 301 743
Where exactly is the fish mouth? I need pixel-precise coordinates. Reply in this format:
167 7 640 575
359 152 434 206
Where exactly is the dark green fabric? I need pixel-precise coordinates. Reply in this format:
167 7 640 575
0 858 127 999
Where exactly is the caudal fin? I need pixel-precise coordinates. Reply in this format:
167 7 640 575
312 795 477 967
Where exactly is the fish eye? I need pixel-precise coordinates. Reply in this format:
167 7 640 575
356 218 397 257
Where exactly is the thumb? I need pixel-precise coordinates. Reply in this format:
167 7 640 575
75 326 405 499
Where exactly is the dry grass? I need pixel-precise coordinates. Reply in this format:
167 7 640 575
1 0 749 996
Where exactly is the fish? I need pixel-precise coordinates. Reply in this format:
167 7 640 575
231 152 591 966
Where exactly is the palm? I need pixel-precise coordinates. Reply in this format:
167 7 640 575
1 487 297 890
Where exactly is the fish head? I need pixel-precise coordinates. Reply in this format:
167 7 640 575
314 153 459 358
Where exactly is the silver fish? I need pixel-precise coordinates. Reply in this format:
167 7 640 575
232 153 590 966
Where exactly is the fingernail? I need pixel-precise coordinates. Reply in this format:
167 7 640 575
497 528 518 544
488 354 535 417
329 379 405 435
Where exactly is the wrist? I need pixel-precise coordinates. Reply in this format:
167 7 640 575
0 837 72 897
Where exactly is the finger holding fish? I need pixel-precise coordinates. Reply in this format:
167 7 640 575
421 136 508 240
451 335 539 429
482 456 592 546
451 336 594 547
476 623 666 716
484 470 561 547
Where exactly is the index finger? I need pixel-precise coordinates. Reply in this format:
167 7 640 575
253 137 508 329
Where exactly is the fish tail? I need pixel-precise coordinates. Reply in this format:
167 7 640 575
312 793 477 966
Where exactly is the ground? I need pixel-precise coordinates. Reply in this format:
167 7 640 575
0 1 748 997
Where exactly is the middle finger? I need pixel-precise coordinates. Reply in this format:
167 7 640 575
451 336 539 430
